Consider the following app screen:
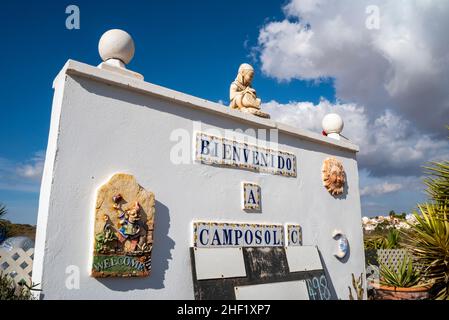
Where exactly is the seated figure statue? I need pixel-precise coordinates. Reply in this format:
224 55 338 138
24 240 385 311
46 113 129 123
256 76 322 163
229 63 270 119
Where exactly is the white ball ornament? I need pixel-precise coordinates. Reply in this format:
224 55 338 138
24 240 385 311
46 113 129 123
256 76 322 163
98 29 135 65
322 113 344 135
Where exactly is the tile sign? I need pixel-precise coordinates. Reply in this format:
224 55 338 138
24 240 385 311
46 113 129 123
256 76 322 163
195 132 297 177
242 182 261 211
287 224 303 246
193 221 284 248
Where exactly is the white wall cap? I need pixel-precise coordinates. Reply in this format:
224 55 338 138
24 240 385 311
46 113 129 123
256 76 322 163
98 61 144 80
52 59 359 153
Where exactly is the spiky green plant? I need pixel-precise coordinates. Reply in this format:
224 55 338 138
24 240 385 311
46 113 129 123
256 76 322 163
378 255 421 288
364 229 401 250
384 229 401 249
364 235 385 250
424 161 449 206
404 204 449 299
401 127 449 299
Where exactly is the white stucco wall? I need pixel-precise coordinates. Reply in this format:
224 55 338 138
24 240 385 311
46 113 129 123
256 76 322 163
33 60 365 299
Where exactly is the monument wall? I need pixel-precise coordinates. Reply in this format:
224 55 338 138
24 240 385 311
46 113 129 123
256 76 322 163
33 56 364 299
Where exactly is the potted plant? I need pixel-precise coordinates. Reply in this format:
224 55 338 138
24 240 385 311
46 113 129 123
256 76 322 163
402 157 449 300
403 203 449 299
370 255 431 300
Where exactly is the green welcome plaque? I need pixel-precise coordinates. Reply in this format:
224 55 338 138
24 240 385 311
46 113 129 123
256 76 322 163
91 173 155 278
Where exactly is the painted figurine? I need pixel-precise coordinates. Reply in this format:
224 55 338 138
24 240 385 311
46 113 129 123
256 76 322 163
118 201 141 239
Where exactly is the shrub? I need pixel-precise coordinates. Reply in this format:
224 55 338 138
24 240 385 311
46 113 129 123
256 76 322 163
364 229 402 251
401 129 449 299
403 204 449 299
0 272 36 300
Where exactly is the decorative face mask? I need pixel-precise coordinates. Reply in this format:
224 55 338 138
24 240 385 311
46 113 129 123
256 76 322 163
322 158 346 196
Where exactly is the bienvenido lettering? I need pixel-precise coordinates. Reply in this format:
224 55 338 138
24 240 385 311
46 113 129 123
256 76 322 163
93 256 145 272
197 133 296 177
194 222 284 248
201 138 287 169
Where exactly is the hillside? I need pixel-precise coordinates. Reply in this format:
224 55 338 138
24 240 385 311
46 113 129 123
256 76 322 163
0 220 36 241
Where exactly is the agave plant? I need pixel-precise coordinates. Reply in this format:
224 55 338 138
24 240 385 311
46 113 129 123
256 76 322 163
378 255 421 288
400 128 449 299
403 204 449 299
384 229 401 249
364 236 384 250
364 229 401 250
423 160 449 206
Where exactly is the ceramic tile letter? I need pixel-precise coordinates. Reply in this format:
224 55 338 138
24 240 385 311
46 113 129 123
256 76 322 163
242 182 261 211
286 224 303 246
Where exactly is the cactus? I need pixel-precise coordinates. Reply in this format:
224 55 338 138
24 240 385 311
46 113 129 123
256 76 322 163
348 273 364 300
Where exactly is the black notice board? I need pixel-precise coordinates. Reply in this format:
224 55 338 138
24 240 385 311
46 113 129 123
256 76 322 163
190 246 334 300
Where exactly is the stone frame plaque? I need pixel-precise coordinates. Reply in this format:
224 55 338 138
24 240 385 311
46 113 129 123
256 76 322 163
91 173 155 278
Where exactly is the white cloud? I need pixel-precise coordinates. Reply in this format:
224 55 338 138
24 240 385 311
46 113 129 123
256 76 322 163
360 182 402 197
16 151 45 180
258 0 449 178
263 100 449 177
0 151 45 193
256 1 449 215
257 0 449 136
358 168 426 216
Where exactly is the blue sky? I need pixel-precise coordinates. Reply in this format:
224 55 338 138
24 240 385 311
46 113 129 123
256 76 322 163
1 0 447 224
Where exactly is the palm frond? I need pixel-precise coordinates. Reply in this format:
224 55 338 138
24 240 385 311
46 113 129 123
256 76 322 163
0 203 6 218
403 204 449 299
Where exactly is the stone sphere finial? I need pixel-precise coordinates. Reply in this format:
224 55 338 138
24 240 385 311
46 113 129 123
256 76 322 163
98 29 135 65
322 113 344 140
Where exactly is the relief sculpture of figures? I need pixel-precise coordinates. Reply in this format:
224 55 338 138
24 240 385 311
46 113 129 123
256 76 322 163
229 63 270 119
91 173 155 278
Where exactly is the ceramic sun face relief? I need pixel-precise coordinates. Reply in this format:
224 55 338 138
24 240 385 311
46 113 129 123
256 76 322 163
322 158 346 196
91 173 155 278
